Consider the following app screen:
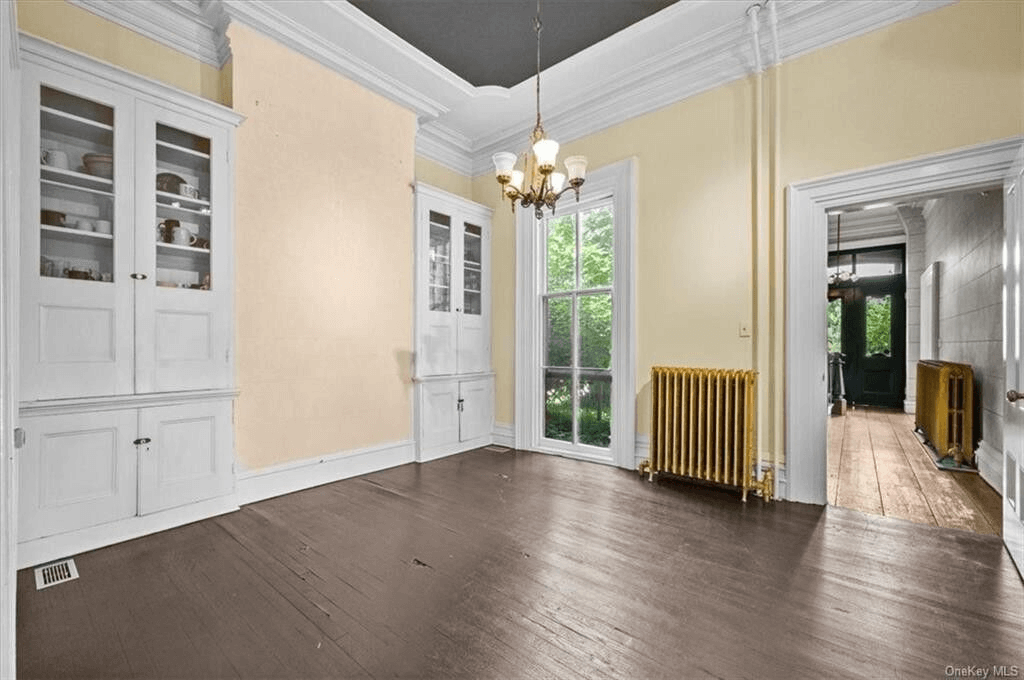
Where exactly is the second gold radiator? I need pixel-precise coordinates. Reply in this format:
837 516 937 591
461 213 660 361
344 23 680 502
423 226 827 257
915 360 974 465
641 366 772 501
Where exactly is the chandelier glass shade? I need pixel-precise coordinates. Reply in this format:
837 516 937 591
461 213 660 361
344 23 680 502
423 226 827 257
491 1 587 219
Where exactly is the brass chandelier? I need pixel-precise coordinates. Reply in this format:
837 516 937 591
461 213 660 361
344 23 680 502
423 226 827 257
491 0 587 219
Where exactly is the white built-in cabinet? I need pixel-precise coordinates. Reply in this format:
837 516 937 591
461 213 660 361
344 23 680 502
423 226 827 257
414 184 494 461
16 42 242 567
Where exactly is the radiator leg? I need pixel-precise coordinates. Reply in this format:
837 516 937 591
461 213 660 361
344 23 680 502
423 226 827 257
742 488 748 503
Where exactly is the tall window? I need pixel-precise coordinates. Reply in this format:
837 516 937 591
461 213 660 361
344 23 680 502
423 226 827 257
542 202 613 448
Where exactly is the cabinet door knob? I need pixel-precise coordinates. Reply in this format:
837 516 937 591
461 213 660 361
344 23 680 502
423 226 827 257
132 437 152 445
130 273 148 280
1008 389 1024 403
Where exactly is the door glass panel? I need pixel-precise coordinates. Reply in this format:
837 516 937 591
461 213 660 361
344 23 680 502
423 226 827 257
544 297 572 367
546 214 575 293
463 223 482 315
428 210 451 311
578 372 612 447
865 294 892 356
39 86 115 283
827 298 843 353
578 293 612 369
155 123 212 290
544 369 572 442
580 206 613 289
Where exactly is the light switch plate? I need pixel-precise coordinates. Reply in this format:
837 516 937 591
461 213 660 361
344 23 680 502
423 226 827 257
739 323 751 338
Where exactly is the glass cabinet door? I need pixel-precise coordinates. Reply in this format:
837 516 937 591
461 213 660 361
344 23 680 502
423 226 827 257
463 222 482 315
38 86 116 283
429 210 452 312
154 123 212 290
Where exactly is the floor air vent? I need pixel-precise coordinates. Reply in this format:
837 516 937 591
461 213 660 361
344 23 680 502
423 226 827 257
34 558 79 590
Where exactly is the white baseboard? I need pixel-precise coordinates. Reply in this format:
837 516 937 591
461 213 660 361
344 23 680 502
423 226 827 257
634 434 649 470
492 422 515 448
236 439 416 506
976 440 1002 494
904 399 916 415
17 495 239 569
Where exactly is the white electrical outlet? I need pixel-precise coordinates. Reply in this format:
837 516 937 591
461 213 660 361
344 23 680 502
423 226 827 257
739 323 751 338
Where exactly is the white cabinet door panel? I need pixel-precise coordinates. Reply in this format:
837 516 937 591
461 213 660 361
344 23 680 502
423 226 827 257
420 381 460 451
18 410 138 541
138 401 234 515
459 377 493 443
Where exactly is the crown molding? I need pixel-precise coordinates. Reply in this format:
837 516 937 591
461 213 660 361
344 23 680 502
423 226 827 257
68 0 230 67
221 0 450 120
415 123 475 176
450 0 954 177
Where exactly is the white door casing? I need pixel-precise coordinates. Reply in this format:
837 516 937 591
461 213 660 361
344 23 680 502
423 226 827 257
786 137 1023 504
1002 143 1024 576
515 158 637 468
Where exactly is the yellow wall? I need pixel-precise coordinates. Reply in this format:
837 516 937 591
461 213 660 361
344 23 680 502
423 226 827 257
415 155 473 200
230 23 416 469
485 0 1024 463
16 0 227 105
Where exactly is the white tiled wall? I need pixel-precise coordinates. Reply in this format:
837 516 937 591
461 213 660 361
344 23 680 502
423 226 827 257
921 191 1004 456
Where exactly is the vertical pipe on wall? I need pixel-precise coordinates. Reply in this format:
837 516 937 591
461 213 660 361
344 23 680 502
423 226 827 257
747 3 765 490
766 0 783 493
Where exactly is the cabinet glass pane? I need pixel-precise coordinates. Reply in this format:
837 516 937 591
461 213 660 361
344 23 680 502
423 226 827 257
155 123 212 290
463 222 482 316
39 86 115 283
429 211 451 312
581 206 613 289
545 297 572 367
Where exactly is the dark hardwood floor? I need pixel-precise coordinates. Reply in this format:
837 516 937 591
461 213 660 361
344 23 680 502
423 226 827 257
17 447 1024 679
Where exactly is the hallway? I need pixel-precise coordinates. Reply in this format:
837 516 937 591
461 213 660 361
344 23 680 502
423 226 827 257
828 406 1001 535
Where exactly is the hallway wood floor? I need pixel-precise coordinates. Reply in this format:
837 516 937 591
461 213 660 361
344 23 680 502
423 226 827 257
828 406 1002 534
18 448 1024 680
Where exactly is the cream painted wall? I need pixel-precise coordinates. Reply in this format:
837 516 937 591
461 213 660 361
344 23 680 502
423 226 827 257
230 23 417 469
415 155 473 200
16 0 226 104
483 0 1024 464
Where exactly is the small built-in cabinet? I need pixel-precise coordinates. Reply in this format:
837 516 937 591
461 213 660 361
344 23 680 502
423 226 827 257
18 399 234 542
414 184 494 461
16 42 242 567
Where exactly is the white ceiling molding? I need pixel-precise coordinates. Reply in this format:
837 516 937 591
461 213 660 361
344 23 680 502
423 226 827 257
828 208 907 249
415 123 476 177
68 0 231 68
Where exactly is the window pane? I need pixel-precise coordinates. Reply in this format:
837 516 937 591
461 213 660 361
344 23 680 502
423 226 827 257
545 369 573 442
865 295 891 355
581 206 613 289
578 373 611 448
428 217 450 312
827 298 842 353
546 214 575 293
856 248 903 277
578 293 611 369
545 297 572 367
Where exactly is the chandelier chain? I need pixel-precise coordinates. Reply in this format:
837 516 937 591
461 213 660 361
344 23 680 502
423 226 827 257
534 0 543 132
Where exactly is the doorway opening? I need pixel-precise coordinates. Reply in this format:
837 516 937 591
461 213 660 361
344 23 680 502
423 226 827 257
824 190 1003 535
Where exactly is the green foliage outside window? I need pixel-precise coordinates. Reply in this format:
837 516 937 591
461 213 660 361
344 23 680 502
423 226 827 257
865 295 891 355
827 299 842 353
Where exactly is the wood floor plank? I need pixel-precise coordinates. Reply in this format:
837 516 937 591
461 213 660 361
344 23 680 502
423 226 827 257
868 409 937 526
835 407 883 516
17 447 1024 680
827 412 845 505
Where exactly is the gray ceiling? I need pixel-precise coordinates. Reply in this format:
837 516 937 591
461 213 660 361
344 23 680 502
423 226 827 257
347 0 679 88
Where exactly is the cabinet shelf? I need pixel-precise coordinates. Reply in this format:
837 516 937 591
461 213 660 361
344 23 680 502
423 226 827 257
156 190 211 213
41 223 113 243
40 105 113 147
157 242 210 255
41 177 113 200
41 164 113 192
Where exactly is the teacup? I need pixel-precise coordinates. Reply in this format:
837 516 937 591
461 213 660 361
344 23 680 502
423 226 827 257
179 183 199 199
76 218 95 232
95 219 112 235
41 148 69 169
172 225 197 246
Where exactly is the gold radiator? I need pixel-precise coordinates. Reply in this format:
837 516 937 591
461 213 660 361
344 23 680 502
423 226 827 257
640 366 773 501
915 360 975 465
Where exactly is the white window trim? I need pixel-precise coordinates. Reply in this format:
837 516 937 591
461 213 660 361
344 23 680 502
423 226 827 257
515 158 637 468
